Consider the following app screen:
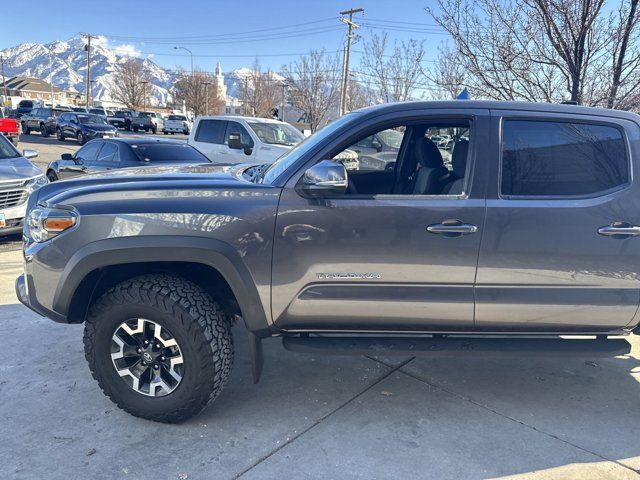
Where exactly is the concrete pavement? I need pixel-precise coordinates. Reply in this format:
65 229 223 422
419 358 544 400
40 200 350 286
1 247 639 479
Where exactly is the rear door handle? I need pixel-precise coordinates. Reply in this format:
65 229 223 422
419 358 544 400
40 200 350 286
427 219 478 237
597 222 640 238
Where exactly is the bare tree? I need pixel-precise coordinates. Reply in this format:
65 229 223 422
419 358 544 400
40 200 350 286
429 0 640 109
360 32 427 103
239 61 282 118
430 44 467 99
112 58 151 110
282 49 341 132
172 69 224 117
345 76 371 111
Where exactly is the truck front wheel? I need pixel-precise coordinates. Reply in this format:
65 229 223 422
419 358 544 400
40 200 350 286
83 274 234 423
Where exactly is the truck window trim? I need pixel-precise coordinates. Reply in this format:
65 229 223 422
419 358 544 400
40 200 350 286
497 116 633 201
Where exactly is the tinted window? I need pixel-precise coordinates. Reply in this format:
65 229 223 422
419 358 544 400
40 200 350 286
131 143 211 163
224 122 254 148
502 121 629 197
97 143 119 164
195 119 226 144
76 141 103 164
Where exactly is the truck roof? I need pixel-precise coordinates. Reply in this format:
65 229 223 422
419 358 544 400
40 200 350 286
196 115 287 124
355 100 640 123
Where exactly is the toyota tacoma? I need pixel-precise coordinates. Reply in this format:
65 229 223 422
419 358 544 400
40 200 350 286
16 101 640 422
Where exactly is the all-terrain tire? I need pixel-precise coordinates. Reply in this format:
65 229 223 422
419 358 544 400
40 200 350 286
83 274 234 423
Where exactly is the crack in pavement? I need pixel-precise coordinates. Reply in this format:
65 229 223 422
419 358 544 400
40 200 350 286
369 356 640 476
232 356 416 480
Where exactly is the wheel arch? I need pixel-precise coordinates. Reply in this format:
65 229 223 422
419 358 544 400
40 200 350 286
58 236 272 337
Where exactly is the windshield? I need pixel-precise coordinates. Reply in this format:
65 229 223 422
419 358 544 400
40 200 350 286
78 114 107 125
247 121 304 146
378 129 403 148
0 135 18 159
261 113 360 184
131 143 211 163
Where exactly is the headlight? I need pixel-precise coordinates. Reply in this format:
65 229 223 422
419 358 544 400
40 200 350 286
25 174 47 192
27 208 77 243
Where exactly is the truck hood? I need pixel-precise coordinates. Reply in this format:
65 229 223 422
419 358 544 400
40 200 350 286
0 156 43 182
36 162 263 205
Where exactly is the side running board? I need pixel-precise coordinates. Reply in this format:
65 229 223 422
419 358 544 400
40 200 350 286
282 335 631 358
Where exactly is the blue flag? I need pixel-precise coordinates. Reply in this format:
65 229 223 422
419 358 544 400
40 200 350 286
456 88 470 100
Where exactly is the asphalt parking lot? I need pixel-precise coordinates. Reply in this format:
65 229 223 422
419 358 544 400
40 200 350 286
1 245 640 480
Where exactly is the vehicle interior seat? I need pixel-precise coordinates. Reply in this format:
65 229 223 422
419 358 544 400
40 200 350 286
409 136 449 195
442 140 469 195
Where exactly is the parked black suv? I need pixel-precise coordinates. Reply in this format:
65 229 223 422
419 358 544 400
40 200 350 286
16 101 640 423
21 107 71 137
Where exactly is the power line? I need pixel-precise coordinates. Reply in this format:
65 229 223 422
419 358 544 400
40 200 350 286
101 17 336 42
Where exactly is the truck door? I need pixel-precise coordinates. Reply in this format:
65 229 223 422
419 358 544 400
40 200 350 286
475 111 640 331
271 109 490 331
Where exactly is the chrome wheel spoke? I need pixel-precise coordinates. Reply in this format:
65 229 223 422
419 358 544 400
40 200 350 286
111 318 184 397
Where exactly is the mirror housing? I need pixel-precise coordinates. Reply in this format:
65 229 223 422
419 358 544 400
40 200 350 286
61 153 73 161
299 160 348 197
22 149 38 159
371 139 382 152
228 133 253 156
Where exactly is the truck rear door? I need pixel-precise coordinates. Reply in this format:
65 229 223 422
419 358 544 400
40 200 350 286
475 110 640 332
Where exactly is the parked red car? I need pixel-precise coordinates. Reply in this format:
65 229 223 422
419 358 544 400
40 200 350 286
0 108 20 146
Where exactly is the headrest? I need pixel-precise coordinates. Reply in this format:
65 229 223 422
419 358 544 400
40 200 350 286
415 137 444 168
452 140 469 178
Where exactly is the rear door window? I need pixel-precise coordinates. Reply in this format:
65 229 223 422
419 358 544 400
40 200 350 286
195 119 227 144
501 120 629 197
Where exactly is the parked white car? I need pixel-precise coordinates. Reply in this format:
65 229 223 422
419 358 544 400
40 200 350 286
163 114 192 135
188 115 305 164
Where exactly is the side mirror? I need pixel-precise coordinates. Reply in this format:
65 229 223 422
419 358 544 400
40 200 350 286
228 133 253 156
298 160 348 197
371 139 382 152
61 153 73 161
23 149 38 159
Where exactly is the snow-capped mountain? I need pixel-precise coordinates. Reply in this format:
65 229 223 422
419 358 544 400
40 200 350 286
0 36 175 106
0 35 283 107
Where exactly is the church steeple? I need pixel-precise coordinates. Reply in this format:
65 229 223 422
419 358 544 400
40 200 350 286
215 62 223 77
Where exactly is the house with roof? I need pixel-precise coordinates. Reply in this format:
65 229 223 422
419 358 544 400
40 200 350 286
0 76 86 109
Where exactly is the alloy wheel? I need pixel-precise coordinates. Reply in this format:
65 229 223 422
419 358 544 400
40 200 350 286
110 318 185 397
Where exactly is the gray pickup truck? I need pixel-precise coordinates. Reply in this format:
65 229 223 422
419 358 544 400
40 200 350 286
16 101 640 423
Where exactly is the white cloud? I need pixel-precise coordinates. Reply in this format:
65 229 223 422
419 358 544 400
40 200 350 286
94 35 141 58
113 44 141 58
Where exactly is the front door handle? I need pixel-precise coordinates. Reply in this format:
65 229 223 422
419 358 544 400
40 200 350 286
597 222 640 238
427 219 478 237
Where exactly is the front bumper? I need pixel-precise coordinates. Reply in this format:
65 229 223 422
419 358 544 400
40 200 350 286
15 273 65 322
0 201 27 236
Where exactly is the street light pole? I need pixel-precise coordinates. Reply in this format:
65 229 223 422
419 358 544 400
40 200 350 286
203 81 212 115
280 82 288 122
174 46 194 73
141 81 149 111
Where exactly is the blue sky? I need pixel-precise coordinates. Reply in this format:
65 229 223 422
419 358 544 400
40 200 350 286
0 0 448 73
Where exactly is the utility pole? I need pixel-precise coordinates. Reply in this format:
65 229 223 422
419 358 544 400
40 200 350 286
141 80 149 111
82 34 98 110
90 80 97 107
338 7 364 117
0 55 7 109
203 81 212 115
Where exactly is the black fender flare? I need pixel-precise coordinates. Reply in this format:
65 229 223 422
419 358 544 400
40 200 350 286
53 235 272 336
